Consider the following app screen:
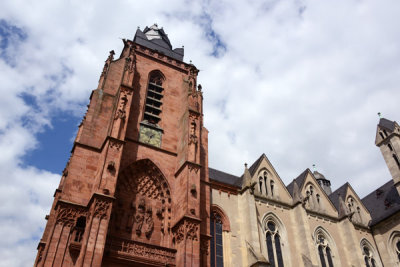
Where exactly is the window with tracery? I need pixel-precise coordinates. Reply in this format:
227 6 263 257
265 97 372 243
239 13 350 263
144 71 164 124
316 234 334 267
210 213 224 267
362 245 377 267
265 221 284 267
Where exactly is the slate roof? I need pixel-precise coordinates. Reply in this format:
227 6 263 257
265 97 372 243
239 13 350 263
378 118 396 132
329 183 349 211
248 154 265 176
362 179 400 226
208 164 400 226
286 169 309 197
133 25 184 61
209 167 242 187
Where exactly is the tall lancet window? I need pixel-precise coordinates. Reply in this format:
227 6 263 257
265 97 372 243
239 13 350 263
210 213 224 267
264 171 268 195
316 234 334 267
144 71 164 124
265 221 284 267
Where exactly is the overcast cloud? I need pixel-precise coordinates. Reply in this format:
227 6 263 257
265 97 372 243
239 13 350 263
0 0 399 265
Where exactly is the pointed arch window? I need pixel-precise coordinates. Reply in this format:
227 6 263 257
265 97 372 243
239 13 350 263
316 234 334 267
259 176 263 194
144 71 164 124
362 246 377 267
389 233 400 264
265 221 284 267
210 207 230 267
361 240 379 267
210 213 223 267
270 180 275 197
264 171 268 195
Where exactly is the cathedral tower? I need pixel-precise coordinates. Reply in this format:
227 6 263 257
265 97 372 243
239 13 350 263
35 24 211 267
375 117 400 194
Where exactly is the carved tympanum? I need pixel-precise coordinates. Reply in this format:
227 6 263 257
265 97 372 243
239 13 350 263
111 159 171 242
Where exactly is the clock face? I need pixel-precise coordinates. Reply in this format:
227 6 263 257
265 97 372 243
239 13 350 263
139 125 162 147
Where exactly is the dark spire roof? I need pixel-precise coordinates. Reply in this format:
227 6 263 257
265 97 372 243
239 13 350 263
133 24 184 61
378 118 396 132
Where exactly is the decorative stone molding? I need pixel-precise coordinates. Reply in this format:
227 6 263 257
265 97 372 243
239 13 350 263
187 162 201 173
106 238 176 265
173 218 200 244
93 198 111 219
173 222 185 244
186 222 198 240
200 239 209 255
101 50 115 77
109 139 123 151
120 86 133 95
114 93 128 121
124 45 136 73
133 42 191 72
55 203 88 227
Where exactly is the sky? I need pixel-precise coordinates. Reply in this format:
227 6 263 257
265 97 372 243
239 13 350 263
1 0 400 266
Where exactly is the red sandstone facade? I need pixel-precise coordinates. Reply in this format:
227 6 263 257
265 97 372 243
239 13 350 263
35 25 210 267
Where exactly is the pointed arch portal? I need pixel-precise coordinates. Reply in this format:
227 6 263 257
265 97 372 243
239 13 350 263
110 159 172 245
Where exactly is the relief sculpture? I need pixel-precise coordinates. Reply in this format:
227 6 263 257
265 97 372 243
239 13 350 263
135 199 145 235
112 160 172 241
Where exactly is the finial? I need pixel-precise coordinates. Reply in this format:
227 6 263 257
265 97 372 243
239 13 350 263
137 26 140 29
312 164 316 171
377 112 381 118
154 23 158 27
245 163 248 169
182 45 184 48
198 84 202 91
190 60 192 64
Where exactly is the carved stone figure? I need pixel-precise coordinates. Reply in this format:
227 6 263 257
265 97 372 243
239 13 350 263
144 207 154 238
135 199 146 235
114 94 128 120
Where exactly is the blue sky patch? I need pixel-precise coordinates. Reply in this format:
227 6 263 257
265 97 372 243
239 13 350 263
22 113 80 174
198 12 227 58
0 19 27 66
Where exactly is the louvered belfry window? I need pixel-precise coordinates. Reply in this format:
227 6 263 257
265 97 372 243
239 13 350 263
144 71 164 124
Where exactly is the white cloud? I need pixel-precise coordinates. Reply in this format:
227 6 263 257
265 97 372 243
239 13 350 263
1 0 400 265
